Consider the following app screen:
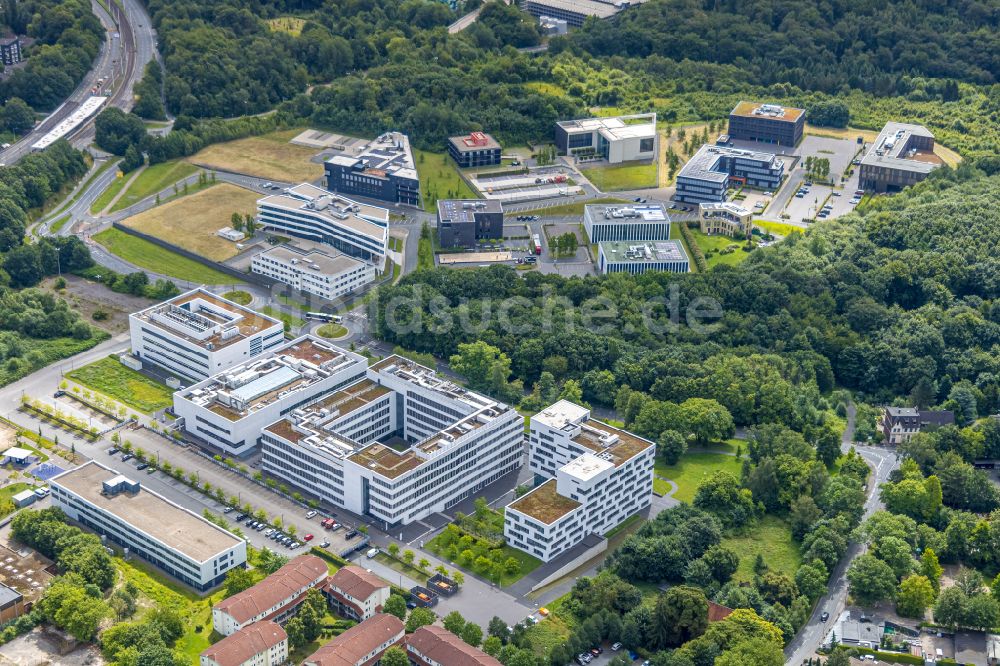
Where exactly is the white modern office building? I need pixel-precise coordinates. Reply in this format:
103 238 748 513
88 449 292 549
597 240 689 275
251 242 376 301
554 113 657 164
51 461 247 591
129 289 284 383
504 400 655 562
261 356 523 528
174 337 368 457
257 183 389 268
583 203 671 243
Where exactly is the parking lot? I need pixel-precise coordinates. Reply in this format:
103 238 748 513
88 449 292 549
472 168 584 203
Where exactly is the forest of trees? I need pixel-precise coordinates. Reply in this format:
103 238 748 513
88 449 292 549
0 0 104 110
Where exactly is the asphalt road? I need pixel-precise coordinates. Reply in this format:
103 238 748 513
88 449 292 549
783 405 900 665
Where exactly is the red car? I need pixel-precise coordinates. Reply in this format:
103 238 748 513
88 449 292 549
304 534 314 541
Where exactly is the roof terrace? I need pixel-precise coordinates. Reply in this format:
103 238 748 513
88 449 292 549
508 479 581 524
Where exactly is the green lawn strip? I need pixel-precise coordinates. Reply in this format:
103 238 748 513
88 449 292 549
373 552 432 582
418 237 434 270
604 512 643 538
722 515 802 582
49 214 72 234
415 149 477 212
668 222 699 273
92 228 234 284
316 323 348 339
655 452 743 504
690 230 750 268
221 290 252 305
580 163 657 191
425 532 542 587
111 160 199 212
260 305 304 329
52 159 119 218
753 219 805 238
515 197 630 217
90 172 130 214
66 355 175 413
523 614 572 658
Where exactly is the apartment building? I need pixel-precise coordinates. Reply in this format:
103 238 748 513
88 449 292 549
200 621 288 666
51 462 246 591
251 242 376 301
261 356 524 528
554 113 656 164
597 240 689 275
304 613 405 666
325 132 421 207
406 626 503 666
728 101 805 147
174 337 368 456
448 132 502 168
324 566 391 622
698 201 753 237
521 0 649 27
880 407 955 445
859 122 942 193
212 554 329 636
505 400 655 562
437 199 504 248
129 288 284 383
257 183 390 267
583 203 671 243
0 36 22 66
675 144 785 204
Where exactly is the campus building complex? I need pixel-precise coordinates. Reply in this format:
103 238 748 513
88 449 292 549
174 337 368 457
447 132 502 168
859 122 942 193
325 132 420 207
521 0 648 27
324 566 391 622
51 462 247 591
728 101 805 147
261 355 523 528
597 241 689 275
554 113 656 164
436 199 504 248
257 183 390 267
212 554 330 636
303 613 405 666
251 242 376 301
675 144 785 204
200 621 288 666
504 401 655 562
698 201 753 237
129 288 285 384
583 203 671 243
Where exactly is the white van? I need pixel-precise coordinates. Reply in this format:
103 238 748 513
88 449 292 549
366 548 379 559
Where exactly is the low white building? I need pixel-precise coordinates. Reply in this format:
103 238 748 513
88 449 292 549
257 183 389 268
216 227 246 242
251 242 375 301
173 336 368 457
51 461 246 591
200 620 288 666
504 401 655 562
129 288 284 383
261 356 524 528
597 240 689 275
583 203 672 243
698 202 752 237
555 113 657 164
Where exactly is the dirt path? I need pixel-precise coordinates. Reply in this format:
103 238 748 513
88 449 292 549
98 165 145 216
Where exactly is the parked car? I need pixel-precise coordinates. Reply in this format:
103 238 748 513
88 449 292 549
136 463 148 471
304 534 314 541
319 540 330 548
255 523 265 531
820 611 829 622
345 530 359 539
222 506 234 514
611 643 622 651
264 529 273 536
306 510 317 519
107 447 118 455
235 514 247 522
121 454 133 462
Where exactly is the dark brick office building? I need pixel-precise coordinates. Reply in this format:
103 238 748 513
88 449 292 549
324 132 421 207
436 200 503 248
448 132 502 168
728 101 805 148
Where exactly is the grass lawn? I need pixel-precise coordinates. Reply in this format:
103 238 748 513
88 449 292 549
415 149 477 212
580 162 657 191
110 160 199 212
90 171 131 214
120 183 260 261
0 482 38 516
523 614 572 658
49 214 71 234
425 532 543 587
524 81 568 98
754 219 805 238
221 290 252 305
260 305 304 330
266 16 306 36
66 355 174 412
92 227 234 284
316 323 348 339
418 237 434 270
722 515 802 582
187 128 324 182
690 230 751 268
655 452 743 503
516 197 629 217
